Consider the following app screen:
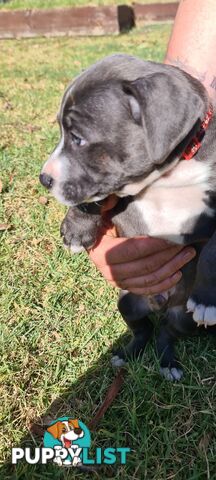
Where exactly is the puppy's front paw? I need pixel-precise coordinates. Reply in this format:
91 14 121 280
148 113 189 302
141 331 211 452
187 297 216 328
60 207 102 254
68 244 85 254
60 220 85 254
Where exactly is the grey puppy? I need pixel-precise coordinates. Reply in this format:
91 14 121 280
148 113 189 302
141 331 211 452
40 54 216 381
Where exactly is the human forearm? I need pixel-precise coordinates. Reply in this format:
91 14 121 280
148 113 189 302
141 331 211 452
164 0 216 100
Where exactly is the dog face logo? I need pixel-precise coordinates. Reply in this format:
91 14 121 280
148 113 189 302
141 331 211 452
44 417 91 466
47 419 84 449
13 414 130 467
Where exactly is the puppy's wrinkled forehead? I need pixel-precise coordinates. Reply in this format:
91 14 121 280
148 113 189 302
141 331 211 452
59 80 123 131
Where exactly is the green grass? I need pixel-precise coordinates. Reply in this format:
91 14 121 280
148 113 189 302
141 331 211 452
0 25 216 479
0 0 176 10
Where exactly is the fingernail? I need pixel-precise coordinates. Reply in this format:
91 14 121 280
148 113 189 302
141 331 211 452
183 249 196 261
173 271 182 280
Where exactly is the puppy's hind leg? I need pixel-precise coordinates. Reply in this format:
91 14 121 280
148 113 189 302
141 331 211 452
157 306 196 381
111 291 154 367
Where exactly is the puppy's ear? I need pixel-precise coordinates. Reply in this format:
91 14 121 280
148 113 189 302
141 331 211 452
123 69 208 164
69 418 79 429
123 82 142 125
47 422 61 438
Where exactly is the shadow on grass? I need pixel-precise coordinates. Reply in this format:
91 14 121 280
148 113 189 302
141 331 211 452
1 332 134 480
1 326 216 480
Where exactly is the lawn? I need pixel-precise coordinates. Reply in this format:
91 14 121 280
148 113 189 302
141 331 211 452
0 0 176 10
0 25 216 480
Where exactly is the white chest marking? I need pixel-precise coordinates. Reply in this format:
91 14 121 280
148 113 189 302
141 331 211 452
134 160 213 243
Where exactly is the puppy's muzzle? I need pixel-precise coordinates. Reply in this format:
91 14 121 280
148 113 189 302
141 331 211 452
39 172 54 190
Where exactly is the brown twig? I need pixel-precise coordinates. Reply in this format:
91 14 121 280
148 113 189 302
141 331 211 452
89 367 127 430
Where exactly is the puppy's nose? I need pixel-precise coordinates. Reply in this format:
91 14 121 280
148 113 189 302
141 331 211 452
39 173 53 190
74 428 82 435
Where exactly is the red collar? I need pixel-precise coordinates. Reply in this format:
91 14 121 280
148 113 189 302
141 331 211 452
181 104 213 160
97 105 214 221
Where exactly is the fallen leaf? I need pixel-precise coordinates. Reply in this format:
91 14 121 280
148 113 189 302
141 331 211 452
52 331 61 341
4 101 13 110
27 125 41 133
198 433 212 452
38 196 48 205
0 223 11 231
9 173 15 184
31 238 41 246
79 303 85 312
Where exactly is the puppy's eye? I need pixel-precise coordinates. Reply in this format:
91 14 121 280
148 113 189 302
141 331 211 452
71 132 85 147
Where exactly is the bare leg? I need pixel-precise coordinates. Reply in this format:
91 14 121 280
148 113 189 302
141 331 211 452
164 0 216 101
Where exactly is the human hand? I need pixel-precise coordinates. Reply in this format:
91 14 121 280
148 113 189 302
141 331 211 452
88 229 196 295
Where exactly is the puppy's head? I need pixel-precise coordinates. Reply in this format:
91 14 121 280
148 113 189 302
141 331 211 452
47 419 84 447
40 54 208 206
